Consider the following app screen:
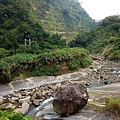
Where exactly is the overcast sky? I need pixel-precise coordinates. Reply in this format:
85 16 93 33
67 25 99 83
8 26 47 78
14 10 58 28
78 0 120 20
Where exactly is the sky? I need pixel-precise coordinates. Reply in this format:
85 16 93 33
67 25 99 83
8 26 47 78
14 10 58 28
78 0 120 20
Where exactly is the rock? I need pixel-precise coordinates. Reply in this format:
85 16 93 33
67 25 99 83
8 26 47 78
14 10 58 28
11 97 18 101
21 102 30 115
85 82 90 86
14 108 22 114
47 84 53 89
30 94 36 102
41 85 49 91
36 90 42 99
11 92 18 97
93 68 98 72
19 96 31 104
21 91 28 96
33 99 40 106
1 103 13 110
18 93 23 99
55 83 62 88
100 76 104 79
84 68 92 74
0 99 3 105
2 97 9 103
10 100 17 104
48 92 52 97
52 85 57 92
53 83 89 116
42 91 47 97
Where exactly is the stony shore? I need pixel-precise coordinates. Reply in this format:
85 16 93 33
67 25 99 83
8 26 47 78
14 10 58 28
0 56 120 119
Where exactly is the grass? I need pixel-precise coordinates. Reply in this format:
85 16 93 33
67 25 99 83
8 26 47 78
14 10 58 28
104 97 120 115
0 108 32 120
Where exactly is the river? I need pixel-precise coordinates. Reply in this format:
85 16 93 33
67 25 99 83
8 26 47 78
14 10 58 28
0 58 120 120
27 59 120 120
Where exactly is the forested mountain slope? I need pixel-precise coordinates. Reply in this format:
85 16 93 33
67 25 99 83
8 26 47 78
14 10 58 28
0 0 96 46
29 0 96 40
69 15 120 60
0 0 67 51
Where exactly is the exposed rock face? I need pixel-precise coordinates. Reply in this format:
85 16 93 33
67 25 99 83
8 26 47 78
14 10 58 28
53 83 89 116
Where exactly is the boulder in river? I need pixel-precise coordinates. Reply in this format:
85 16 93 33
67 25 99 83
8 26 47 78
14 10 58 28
53 83 89 116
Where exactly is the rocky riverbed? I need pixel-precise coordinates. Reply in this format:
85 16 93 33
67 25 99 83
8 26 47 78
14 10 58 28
0 56 120 120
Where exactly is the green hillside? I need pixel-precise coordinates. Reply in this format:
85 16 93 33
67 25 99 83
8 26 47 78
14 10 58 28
69 15 120 60
0 0 67 51
29 0 96 41
0 0 96 47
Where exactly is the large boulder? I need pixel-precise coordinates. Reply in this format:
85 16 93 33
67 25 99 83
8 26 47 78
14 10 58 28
53 83 89 116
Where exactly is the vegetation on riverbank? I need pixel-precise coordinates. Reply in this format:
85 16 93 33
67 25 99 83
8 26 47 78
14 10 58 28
0 47 92 84
0 108 32 120
87 96 120 118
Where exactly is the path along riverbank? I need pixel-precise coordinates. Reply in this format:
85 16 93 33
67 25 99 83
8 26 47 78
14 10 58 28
0 56 120 119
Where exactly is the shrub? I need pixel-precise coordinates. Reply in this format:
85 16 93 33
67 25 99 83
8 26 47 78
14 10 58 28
0 48 92 84
0 109 32 120
0 48 13 59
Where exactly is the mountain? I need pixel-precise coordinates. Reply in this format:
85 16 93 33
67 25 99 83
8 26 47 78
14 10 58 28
29 0 96 41
0 0 67 51
0 0 96 48
69 15 120 60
